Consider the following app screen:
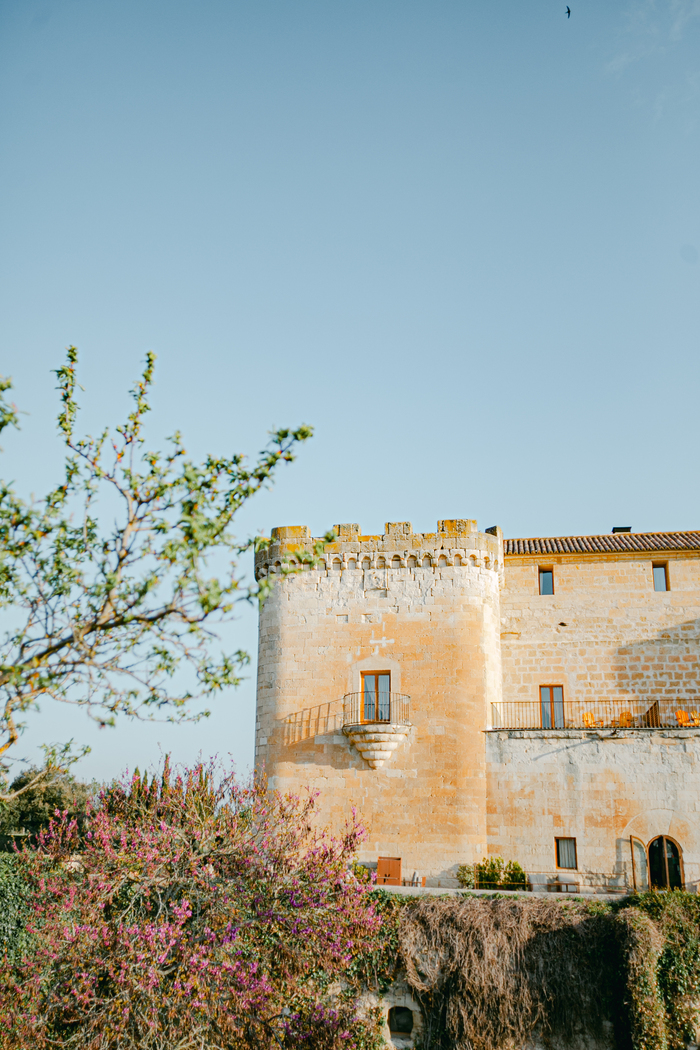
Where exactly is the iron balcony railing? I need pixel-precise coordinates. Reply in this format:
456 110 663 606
491 699 700 731
343 692 411 727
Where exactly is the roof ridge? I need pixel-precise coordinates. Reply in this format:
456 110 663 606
505 529 700 542
503 530 700 556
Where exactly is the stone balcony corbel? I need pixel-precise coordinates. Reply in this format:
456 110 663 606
342 693 411 769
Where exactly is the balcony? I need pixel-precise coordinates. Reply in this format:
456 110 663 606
342 692 411 768
491 699 700 731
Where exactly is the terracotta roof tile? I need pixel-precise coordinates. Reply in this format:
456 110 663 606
503 532 700 556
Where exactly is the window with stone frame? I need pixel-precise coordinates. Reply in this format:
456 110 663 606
539 568 554 595
556 837 577 870
653 563 669 592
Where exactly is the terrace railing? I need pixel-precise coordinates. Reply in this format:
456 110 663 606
342 692 411 728
490 699 700 731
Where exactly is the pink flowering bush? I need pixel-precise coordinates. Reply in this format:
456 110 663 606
0 759 385 1049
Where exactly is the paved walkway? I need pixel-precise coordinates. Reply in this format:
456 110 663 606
377 884 628 899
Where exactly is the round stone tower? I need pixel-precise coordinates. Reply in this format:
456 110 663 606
254 519 503 883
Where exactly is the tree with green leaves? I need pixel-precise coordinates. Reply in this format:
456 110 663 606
0 348 322 798
0 766 93 851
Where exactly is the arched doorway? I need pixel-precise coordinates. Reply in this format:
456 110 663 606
648 836 683 890
630 835 684 891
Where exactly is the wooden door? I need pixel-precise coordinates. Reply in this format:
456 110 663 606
630 837 649 891
377 856 402 886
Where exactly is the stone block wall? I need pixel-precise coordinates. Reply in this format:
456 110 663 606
491 549 700 887
486 728 700 890
500 553 700 715
255 523 700 888
255 521 502 879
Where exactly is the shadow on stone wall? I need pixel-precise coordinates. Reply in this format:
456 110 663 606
275 702 365 769
613 617 700 709
278 701 344 745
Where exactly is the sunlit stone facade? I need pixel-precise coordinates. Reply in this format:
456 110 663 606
255 522 700 891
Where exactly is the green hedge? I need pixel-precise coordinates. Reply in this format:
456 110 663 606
0 855 32 962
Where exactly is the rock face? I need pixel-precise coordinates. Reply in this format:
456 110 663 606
343 723 411 769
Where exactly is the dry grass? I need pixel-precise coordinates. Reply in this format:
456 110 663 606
399 895 619 1050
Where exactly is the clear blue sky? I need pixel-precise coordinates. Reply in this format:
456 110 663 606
1 0 699 783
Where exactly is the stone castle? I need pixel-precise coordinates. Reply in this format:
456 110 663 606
254 520 700 893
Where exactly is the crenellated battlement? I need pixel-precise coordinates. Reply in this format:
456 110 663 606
254 519 503 579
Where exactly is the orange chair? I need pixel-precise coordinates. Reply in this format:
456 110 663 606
676 710 691 727
582 712 602 729
618 710 633 728
690 711 700 727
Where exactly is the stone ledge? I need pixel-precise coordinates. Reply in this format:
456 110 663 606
485 728 700 739
379 885 630 899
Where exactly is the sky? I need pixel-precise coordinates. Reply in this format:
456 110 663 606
1 0 699 783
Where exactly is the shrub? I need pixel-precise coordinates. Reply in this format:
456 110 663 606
475 856 505 889
0 759 385 1050
456 864 475 889
351 859 374 884
458 856 528 891
0 767 93 851
503 860 527 890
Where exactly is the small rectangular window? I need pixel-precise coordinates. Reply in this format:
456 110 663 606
362 671 391 721
556 837 577 870
540 685 565 729
539 569 554 595
653 563 669 592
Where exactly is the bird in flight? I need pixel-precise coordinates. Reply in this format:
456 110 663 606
566 6 571 15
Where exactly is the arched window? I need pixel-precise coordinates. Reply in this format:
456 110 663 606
362 557 371 570
348 558 357 570
649 836 683 890
422 556 431 568
454 555 462 567
438 555 447 568
331 558 342 571
377 557 386 569
407 555 417 568
391 555 401 569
